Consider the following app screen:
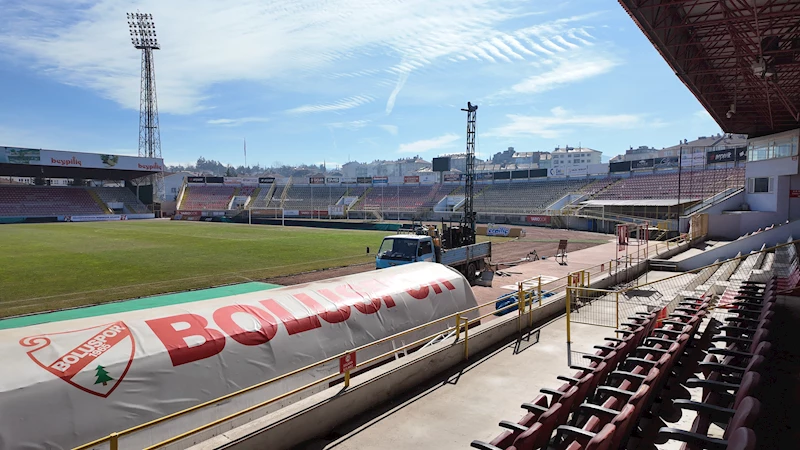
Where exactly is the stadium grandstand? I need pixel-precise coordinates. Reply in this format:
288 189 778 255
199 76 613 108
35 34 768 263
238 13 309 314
0 147 163 222
174 162 748 235
5 1 800 449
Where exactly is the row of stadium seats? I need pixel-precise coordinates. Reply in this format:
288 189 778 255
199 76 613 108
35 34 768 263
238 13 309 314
593 168 744 201
473 180 594 213
355 184 451 211
471 276 776 450
180 186 236 210
281 186 350 210
0 186 136 217
176 168 746 212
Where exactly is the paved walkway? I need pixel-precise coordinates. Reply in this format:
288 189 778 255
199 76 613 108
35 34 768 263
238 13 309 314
297 317 611 450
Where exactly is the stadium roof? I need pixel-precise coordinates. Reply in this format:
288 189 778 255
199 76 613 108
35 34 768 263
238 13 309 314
583 199 700 207
619 0 800 137
0 147 163 180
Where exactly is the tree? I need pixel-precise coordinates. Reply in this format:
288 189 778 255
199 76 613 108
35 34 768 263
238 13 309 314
33 176 46 186
94 365 113 386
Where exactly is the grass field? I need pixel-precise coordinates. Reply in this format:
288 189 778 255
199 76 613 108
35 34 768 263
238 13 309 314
0 221 399 317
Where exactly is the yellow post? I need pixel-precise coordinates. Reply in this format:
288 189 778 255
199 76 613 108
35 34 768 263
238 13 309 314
462 316 469 360
517 283 524 332
455 316 461 340
537 276 542 307
110 433 119 450
615 291 620 329
344 370 351 388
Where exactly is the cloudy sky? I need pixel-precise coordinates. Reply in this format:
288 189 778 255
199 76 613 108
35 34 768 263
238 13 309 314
0 0 722 168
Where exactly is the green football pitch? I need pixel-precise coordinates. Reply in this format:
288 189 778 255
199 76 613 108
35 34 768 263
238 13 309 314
0 220 395 318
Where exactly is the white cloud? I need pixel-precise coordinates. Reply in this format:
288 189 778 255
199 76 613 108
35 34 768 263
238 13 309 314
326 119 371 130
511 58 617 94
379 124 399 136
486 107 646 139
385 70 410 115
398 133 459 153
285 95 374 114
207 117 270 126
0 1 604 114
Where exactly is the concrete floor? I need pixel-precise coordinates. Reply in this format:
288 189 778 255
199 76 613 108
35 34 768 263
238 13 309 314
297 315 613 450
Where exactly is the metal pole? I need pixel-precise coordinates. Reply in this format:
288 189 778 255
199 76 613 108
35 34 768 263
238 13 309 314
566 275 572 366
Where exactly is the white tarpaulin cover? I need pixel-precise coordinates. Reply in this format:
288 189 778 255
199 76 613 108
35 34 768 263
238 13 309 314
0 263 477 449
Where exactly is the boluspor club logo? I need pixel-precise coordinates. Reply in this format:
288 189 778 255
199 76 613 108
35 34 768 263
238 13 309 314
19 322 135 398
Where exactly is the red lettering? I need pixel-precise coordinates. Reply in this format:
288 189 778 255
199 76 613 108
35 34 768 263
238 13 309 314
429 282 443 294
213 305 278 346
260 299 321 335
146 314 225 366
382 295 397 308
354 279 397 308
319 288 381 315
294 292 350 323
407 284 430 300
438 278 457 291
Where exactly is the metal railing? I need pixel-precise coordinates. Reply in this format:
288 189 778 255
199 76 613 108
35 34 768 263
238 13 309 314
563 238 799 366
74 233 692 450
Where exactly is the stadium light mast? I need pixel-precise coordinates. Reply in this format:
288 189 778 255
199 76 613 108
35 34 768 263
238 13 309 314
128 12 164 204
461 101 478 245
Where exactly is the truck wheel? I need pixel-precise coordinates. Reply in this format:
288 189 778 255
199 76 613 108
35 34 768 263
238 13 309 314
467 262 477 283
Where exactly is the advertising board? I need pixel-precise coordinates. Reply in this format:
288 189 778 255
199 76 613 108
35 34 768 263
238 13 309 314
0 147 164 172
525 215 551 224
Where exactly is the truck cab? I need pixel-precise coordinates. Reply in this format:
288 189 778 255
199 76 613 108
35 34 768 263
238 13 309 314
375 235 436 269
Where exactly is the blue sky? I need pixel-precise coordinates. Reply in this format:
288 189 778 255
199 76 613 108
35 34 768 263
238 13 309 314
0 0 723 168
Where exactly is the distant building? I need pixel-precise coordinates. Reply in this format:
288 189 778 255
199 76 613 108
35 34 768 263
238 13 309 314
341 158 431 178
550 146 602 167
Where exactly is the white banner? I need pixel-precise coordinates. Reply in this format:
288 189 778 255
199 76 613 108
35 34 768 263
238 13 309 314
680 153 706 167
0 148 164 172
549 167 566 177
0 264 477 449
486 225 510 237
65 215 126 222
283 209 300 216
588 163 609 175
328 205 345 217
419 174 437 184
567 165 588 176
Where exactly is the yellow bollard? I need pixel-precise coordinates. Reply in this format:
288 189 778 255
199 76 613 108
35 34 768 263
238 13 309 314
344 370 351 388
455 316 461 340
462 316 469 360
538 276 543 307
110 433 119 450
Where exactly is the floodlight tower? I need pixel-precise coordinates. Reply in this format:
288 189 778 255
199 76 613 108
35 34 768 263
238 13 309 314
461 101 478 245
127 12 164 203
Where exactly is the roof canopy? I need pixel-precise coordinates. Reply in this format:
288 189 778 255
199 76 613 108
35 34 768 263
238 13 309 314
0 147 163 180
619 0 800 137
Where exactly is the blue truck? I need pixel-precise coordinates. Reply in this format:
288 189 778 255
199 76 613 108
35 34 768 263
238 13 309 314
375 230 491 284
